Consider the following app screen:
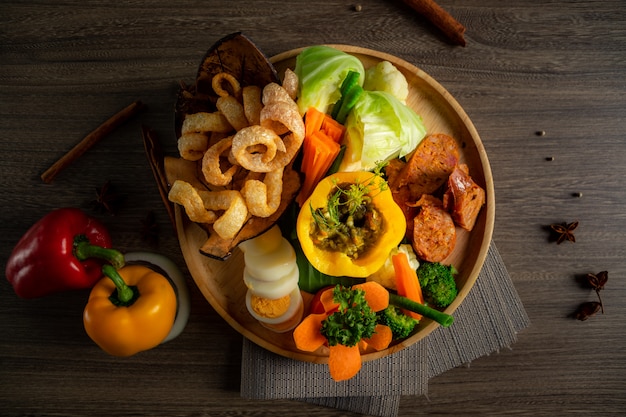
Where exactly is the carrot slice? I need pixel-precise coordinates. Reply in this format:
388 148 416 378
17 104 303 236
328 343 362 381
319 287 340 313
392 252 424 320
292 313 327 352
363 324 393 351
352 281 390 312
358 339 370 353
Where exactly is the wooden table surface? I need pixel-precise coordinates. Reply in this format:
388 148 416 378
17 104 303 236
1 1 625 415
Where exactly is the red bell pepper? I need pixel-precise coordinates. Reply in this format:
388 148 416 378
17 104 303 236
5 207 125 298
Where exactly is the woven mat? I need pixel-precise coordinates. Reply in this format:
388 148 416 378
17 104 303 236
240 243 530 416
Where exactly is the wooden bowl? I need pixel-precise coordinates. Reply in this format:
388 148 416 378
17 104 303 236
176 45 495 364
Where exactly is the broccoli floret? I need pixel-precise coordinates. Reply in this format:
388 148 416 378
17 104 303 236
416 262 458 308
377 306 418 340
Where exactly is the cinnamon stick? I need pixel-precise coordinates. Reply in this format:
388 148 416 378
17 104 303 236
41 100 146 183
400 0 466 46
141 125 177 230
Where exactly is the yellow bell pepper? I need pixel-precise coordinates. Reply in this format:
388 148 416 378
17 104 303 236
83 264 177 357
296 171 406 278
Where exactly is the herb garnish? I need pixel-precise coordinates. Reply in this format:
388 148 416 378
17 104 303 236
320 285 377 347
311 165 387 231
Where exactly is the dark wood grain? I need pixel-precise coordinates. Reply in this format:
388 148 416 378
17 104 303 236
1 1 625 416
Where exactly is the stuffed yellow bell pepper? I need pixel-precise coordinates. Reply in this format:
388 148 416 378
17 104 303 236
83 264 177 357
296 171 406 277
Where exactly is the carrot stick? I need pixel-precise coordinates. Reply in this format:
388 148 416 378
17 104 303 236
351 281 390 312
363 324 393 351
392 252 424 320
328 343 362 381
293 313 327 352
321 116 345 143
305 107 326 138
314 131 340 172
296 129 340 206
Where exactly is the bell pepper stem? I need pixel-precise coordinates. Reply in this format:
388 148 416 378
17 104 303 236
102 264 136 305
74 235 125 269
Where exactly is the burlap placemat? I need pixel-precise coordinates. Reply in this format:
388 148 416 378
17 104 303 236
240 243 530 416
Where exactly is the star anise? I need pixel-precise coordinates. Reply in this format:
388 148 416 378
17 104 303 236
574 301 602 321
140 210 159 247
585 271 608 313
550 221 578 244
90 180 126 215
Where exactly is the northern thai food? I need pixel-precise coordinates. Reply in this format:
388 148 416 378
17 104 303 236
168 34 486 381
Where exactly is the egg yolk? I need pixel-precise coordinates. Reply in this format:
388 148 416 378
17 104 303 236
250 293 291 318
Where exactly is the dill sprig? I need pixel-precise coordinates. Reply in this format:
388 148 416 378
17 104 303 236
311 163 388 232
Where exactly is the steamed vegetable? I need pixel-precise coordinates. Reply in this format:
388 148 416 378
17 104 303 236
294 45 365 115
328 344 361 381
377 305 418 339
331 70 362 121
389 292 454 327
417 261 459 308
392 251 425 320
296 107 344 206
363 61 409 103
367 244 419 291
331 70 365 124
293 282 392 381
363 323 393 351
340 90 427 172
320 284 378 347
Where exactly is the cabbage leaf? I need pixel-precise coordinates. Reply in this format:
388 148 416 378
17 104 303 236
340 91 427 172
294 46 365 115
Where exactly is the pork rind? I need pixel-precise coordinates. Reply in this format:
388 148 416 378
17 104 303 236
181 112 233 135
231 125 286 173
177 132 209 161
201 136 238 186
168 71 304 258
240 167 284 218
282 69 298 100
198 189 249 240
212 72 242 99
242 85 262 126
168 180 218 224
217 95 249 131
